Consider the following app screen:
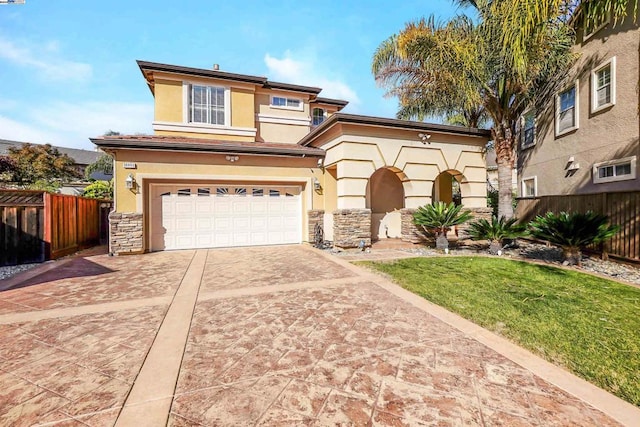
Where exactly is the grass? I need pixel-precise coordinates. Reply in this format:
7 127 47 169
359 256 640 406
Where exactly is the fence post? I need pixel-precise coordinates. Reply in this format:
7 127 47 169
43 192 52 260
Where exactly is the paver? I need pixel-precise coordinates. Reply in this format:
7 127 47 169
0 245 637 426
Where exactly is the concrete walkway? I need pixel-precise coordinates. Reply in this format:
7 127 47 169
0 245 638 426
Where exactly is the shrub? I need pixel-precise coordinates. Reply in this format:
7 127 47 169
413 202 473 250
529 211 619 265
82 180 113 200
468 216 528 254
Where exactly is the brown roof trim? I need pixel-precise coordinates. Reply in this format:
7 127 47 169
263 81 322 95
298 113 492 146
312 97 349 107
138 60 322 95
91 136 325 158
137 60 267 85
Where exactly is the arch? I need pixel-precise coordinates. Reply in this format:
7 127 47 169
367 167 405 241
432 169 471 206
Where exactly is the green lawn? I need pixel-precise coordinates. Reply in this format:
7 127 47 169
359 256 640 406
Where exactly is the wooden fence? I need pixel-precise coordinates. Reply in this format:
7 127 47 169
515 191 640 262
0 190 112 266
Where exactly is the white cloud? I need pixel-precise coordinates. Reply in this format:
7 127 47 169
0 101 153 150
0 36 92 82
264 52 360 105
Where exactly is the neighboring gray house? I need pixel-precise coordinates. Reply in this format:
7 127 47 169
517 6 639 197
0 139 111 194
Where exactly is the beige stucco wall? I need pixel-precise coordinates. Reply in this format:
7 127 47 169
254 91 312 143
316 126 488 210
111 149 322 250
518 11 639 196
154 79 183 123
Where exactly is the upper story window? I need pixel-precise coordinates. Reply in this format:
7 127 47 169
520 110 536 149
312 108 325 126
556 81 579 136
271 96 302 110
521 176 537 197
189 85 225 125
583 12 610 41
591 57 616 113
593 156 636 184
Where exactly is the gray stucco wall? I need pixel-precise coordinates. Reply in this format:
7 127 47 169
518 9 639 196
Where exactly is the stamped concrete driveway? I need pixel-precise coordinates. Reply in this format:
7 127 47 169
0 245 638 426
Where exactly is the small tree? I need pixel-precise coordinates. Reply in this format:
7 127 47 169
82 180 113 200
529 211 620 266
468 216 528 255
413 202 473 250
0 156 17 181
6 143 80 185
85 153 113 180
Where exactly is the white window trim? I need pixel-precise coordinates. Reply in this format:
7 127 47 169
593 156 637 184
521 176 537 197
583 12 611 42
555 80 579 137
520 109 536 149
182 82 231 127
270 95 304 111
591 56 616 113
152 121 257 137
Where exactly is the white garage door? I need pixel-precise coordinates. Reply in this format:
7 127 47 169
150 184 302 251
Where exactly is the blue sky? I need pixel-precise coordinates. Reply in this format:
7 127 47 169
0 1 462 150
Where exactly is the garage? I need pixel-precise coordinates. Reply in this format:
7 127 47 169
150 183 302 251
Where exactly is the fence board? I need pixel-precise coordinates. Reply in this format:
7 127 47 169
1 190 112 266
516 191 640 262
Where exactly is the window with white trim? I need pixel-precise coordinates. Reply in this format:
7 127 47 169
583 12 610 41
271 96 302 110
593 156 636 184
189 85 226 125
521 177 537 197
521 110 536 148
556 81 578 136
312 108 325 126
591 57 616 113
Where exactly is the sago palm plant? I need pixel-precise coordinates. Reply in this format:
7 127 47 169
529 211 620 266
468 216 528 254
413 202 473 250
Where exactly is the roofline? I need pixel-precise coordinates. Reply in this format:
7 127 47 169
137 60 267 85
298 113 492 146
91 137 326 158
137 60 323 95
313 97 349 107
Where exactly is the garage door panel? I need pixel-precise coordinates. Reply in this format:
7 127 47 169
153 185 301 251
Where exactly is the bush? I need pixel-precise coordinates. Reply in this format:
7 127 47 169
529 211 619 265
82 180 113 200
413 202 473 250
468 216 528 254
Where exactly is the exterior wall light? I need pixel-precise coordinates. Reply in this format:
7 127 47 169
125 174 135 190
313 177 322 191
225 155 239 163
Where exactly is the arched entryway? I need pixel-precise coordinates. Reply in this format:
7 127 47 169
366 168 405 240
433 170 466 205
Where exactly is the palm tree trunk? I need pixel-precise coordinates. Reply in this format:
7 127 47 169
493 130 516 220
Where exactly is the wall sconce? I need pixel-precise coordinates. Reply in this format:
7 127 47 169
313 177 322 191
225 155 239 163
125 174 135 190
418 133 431 144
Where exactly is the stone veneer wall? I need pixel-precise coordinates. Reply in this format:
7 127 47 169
333 209 371 248
400 209 427 243
456 207 493 239
308 209 324 243
109 212 144 255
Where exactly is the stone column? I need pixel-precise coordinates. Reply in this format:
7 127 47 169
333 209 371 248
400 208 428 243
456 207 493 240
307 209 325 243
109 212 144 255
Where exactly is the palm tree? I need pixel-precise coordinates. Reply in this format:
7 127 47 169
372 1 574 219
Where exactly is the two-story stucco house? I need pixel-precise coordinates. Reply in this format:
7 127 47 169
517 6 639 198
92 60 491 255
